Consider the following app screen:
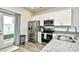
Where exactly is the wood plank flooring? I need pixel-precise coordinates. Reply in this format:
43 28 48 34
14 41 47 52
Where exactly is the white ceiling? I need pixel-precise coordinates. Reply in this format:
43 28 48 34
23 7 54 14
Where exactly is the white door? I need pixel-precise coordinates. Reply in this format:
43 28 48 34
0 12 4 48
0 12 15 49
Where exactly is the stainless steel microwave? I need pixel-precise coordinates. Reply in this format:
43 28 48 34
44 20 54 26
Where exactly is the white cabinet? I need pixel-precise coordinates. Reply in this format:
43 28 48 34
38 32 42 43
33 8 72 26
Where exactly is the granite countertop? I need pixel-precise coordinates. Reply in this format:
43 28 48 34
54 31 79 34
39 25 79 34
38 30 79 34
41 39 79 52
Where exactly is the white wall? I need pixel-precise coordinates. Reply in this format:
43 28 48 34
1 7 33 41
72 8 79 32
32 8 72 26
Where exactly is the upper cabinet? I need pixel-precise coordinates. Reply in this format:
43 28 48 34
32 8 72 26
32 7 79 32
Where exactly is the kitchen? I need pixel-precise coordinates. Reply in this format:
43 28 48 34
0 7 79 52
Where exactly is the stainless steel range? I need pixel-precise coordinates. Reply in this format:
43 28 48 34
41 19 54 43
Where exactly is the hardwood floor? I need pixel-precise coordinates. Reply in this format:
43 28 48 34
14 41 47 52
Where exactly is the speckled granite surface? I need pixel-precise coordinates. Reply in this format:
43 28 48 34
41 39 79 52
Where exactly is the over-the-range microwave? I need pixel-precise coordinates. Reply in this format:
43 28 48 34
44 19 54 26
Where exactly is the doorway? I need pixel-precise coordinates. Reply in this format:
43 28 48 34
0 10 20 49
3 15 15 45
0 12 15 48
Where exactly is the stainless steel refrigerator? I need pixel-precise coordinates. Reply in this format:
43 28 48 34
28 21 40 43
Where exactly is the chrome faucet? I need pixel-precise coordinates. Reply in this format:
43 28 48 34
67 26 77 33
